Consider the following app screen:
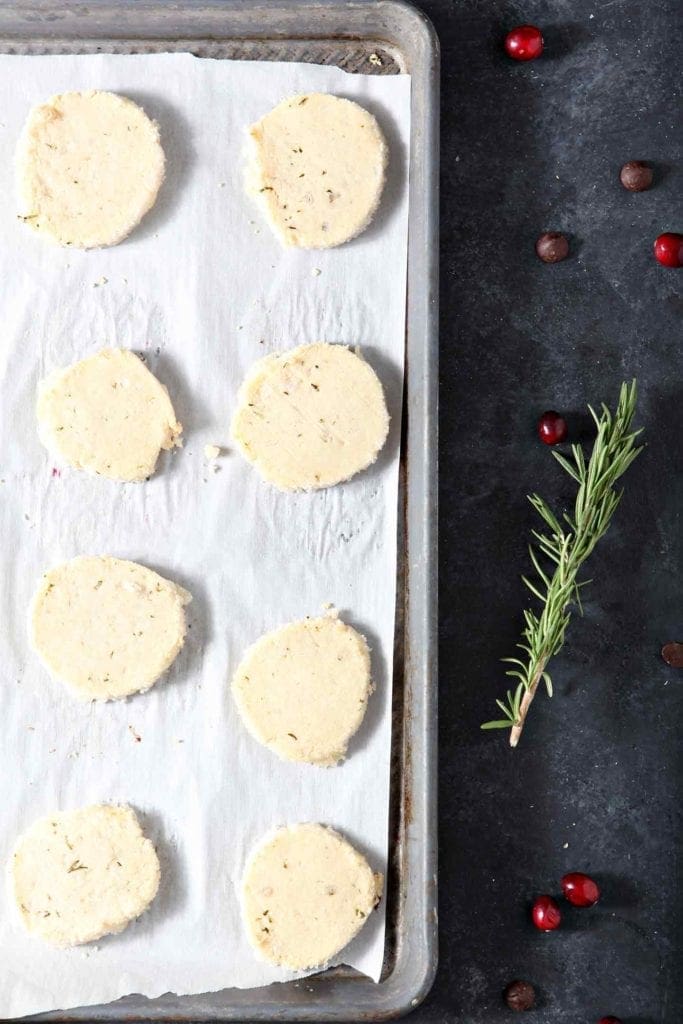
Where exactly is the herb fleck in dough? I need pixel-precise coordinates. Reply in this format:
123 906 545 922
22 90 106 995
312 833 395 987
242 823 383 970
248 93 388 248
230 342 390 491
9 804 160 947
30 556 191 701
232 612 373 765
37 348 182 482
17 90 165 249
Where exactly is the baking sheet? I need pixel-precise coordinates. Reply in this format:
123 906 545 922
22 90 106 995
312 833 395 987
0 52 410 1018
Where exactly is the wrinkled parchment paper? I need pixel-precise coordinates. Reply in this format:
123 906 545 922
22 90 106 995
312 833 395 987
0 53 410 1017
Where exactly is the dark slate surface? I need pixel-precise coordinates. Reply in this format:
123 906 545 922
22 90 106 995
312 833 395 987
420 0 681 1021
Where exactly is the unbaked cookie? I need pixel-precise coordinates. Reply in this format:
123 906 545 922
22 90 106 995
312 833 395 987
241 822 382 970
30 556 191 701
232 612 373 765
9 804 160 947
17 90 165 249
37 348 182 482
230 342 389 491
248 93 387 249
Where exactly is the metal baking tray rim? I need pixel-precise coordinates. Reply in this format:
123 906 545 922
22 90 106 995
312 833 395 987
0 2 440 1020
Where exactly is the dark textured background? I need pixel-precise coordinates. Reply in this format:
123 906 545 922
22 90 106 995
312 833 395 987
421 0 681 1021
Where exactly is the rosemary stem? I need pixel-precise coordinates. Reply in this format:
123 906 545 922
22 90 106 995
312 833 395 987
482 380 643 744
509 659 548 747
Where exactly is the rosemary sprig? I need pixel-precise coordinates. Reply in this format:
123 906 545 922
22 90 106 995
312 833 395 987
482 380 643 747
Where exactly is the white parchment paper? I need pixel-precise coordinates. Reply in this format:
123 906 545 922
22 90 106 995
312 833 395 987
0 53 410 1017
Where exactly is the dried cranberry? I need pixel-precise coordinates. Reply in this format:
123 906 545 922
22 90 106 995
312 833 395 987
620 160 653 191
597 1017 622 1024
662 642 683 667
504 979 536 1011
536 231 569 263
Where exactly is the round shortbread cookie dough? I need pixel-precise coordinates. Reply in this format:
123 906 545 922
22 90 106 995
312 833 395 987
232 612 373 766
242 823 383 970
230 342 390 491
17 90 165 249
9 804 160 948
30 556 191 701
248 93 387 249
37 348 182 482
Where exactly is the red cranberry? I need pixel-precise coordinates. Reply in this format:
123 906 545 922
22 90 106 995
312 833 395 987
505 25 544 61
531 894 561 931
561 871 600 907
597 1018 622 1024
654 232 683 267
537 411 568 445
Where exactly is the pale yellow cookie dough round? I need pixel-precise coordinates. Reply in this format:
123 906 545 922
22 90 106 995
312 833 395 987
248 93 387 249
9 804 160 948
30 556 191 701
232 613 373 765
16 90 165 249
242 823 382 970
230 342 389 491
37 348 182 482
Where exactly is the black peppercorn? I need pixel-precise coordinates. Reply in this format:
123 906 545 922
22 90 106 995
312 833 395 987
504 979 536 1011
535 231 569 263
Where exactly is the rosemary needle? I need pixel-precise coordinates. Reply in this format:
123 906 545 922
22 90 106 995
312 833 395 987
482 380 643 747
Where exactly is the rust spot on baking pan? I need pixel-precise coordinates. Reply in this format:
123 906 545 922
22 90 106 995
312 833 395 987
402 710 414 827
